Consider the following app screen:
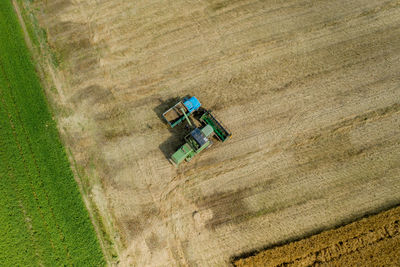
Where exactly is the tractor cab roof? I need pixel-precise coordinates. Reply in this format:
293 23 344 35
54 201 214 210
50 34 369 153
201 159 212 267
183 96 201 113
190 128 208 148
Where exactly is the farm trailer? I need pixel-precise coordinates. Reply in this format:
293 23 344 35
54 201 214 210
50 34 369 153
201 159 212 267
162 96 201 128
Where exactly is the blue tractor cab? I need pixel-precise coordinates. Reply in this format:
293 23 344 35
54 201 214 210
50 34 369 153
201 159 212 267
183 96 201 113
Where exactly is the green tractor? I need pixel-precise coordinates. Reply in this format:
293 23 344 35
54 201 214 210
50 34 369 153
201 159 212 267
163 96 231 166
170 124 214 166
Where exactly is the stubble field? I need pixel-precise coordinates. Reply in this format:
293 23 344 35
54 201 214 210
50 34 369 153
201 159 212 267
24 0 400 265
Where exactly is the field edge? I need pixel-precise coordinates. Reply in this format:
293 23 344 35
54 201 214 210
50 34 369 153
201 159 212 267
12 0 120 264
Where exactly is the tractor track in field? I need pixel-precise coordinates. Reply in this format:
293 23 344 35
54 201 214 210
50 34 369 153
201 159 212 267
0 60 72 264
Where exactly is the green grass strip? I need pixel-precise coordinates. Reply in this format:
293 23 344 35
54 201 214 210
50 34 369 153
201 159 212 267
0 1 105 265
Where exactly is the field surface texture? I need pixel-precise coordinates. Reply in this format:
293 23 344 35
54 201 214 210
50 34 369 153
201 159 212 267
0 1 104 265
234 205 400 266
28 0 400 265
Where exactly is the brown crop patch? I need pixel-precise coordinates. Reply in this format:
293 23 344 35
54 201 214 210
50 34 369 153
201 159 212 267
233 205 400 266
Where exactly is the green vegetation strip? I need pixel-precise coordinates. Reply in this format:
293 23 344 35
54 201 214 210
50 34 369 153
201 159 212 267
0 1 104 265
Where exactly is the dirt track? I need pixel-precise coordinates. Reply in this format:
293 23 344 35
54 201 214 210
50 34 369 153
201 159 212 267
26 0 400 265
234 205 400 266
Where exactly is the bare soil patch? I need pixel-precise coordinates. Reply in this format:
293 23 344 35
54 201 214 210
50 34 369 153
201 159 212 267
25 0 400 265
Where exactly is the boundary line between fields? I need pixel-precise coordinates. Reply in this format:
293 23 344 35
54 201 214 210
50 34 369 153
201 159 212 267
11 1 114 263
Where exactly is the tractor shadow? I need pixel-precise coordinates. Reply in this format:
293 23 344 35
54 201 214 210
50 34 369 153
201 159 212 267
153 97 192 160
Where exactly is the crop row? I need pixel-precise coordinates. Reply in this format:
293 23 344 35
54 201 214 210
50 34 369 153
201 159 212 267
0 1 104 265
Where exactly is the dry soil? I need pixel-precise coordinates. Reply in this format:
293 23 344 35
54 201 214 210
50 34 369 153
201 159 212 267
24 0 400 266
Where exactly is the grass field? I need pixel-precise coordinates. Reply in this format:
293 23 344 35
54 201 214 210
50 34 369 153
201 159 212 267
0 1 104 265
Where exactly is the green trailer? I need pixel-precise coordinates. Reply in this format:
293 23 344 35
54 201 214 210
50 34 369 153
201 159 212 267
199 110 231 142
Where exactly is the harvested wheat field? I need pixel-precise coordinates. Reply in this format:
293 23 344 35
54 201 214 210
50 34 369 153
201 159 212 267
234 205 400 266
20 0 400 265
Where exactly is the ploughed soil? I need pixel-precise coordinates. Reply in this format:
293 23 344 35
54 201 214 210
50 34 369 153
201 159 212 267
234 205 400 266
21 0 400 265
